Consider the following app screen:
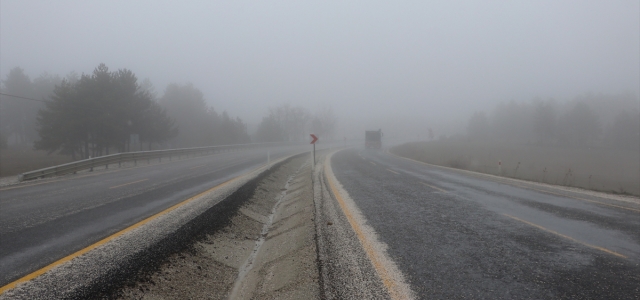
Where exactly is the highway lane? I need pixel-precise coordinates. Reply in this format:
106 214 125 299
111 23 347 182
330 148 640 299
0 146 303 286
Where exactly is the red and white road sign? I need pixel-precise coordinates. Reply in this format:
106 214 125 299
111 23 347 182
310 134 318 144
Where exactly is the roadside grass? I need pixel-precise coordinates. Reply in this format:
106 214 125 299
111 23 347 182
0 145 73 177
391 140 640 196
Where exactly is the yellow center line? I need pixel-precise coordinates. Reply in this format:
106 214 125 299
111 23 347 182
108 179 149 189
325 157 412 300
189 164 207 170
387 169 400 175
421 182 447 193
0 165 260 295
503 213 627 259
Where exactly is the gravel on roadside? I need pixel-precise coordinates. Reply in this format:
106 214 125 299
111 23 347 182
116 155 320 300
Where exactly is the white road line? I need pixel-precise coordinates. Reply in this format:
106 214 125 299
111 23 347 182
421 182 447 193
109 179 149 189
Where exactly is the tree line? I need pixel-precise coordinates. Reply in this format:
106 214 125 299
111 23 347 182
1 64 337 156
0 64 252 157
0 68 63 146
254 104 337 143
466 93 640 151
158 83 250 147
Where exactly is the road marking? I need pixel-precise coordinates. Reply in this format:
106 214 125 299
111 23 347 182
370 161 377 166
108 178 149 189
511 184 640 214
387 169 400 175
503 213 627 259
0 171 250 295
568 197 640 213
421 182 447 193
189 164 207 170
325 153 415 300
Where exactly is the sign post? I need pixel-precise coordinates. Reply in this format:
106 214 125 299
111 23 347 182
310 134 318 167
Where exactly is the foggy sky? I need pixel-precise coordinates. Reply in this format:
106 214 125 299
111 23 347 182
1 1 638 138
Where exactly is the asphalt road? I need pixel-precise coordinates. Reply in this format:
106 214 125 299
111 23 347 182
0 146 303 287
331 148 640 299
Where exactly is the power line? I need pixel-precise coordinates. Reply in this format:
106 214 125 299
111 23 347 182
0 92 51 104
0 92 106 113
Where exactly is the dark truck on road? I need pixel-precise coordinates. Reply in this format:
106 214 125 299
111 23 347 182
365 129 382 149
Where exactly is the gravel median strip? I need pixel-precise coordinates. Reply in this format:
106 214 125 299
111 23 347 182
116 155 319 299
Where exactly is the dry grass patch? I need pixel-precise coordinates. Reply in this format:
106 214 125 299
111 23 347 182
392 140 640 196
0 145 73 177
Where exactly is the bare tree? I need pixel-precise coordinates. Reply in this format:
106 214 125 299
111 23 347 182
1 68 37 144
560 102 602 146
467 111 490 140
533 99 558 144
605 112 640 150
310 106 338 141
268 104 311 142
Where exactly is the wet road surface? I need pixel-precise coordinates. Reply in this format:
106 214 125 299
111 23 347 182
0 146 302 286
331 148 640 299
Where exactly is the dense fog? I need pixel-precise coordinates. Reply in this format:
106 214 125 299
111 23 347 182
1 1 638 154
466 93 639 151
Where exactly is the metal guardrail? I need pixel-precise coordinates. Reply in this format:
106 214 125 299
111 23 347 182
18 142 285 181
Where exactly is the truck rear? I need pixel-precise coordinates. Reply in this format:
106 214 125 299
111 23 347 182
365 129 382 149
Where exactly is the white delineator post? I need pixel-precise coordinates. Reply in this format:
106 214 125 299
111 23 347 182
498 160 502 175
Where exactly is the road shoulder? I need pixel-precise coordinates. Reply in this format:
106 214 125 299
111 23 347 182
314 150 414 300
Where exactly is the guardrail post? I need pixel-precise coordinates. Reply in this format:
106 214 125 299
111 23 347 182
19 142 285 181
